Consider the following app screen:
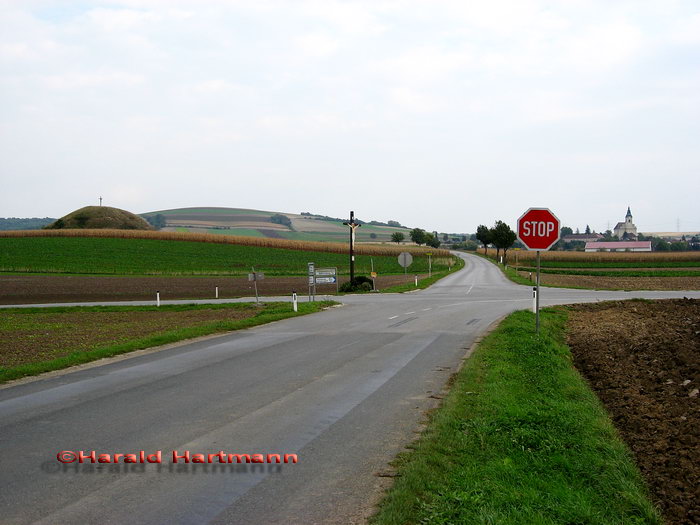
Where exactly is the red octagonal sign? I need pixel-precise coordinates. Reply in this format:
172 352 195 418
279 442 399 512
517 208 561 251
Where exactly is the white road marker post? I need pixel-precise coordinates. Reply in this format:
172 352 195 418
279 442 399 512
292 291 298 312
532 287 537 313
156 290 160 307
215 286 219 299
414 275 418 287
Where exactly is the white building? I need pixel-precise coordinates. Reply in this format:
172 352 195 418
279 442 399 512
584 241 652 252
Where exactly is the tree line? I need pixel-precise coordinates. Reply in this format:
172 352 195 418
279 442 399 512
476 221 517 263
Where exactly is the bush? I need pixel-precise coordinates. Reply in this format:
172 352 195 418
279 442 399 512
339 275 374 293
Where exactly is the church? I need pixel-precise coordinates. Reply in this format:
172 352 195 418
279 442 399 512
613 207 638 239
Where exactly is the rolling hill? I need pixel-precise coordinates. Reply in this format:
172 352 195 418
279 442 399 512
140 207 413 243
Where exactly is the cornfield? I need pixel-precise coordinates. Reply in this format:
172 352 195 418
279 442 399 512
0 229 452 258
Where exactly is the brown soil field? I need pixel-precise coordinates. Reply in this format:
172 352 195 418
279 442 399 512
0 274 427 305
567 299 699 524
534 273 700 290
0 307 259 368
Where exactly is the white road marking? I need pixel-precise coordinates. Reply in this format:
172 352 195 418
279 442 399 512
466 285 474 295
388 315 398 320
421 308 432 311
405 311 416 315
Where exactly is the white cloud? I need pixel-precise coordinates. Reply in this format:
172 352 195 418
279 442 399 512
563 22 643 71
83 8 160 31
43 70 145 89
301 0 387 35
294 33 339 59
671 13 700 44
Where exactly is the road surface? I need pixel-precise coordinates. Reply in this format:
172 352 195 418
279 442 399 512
1 253 698 524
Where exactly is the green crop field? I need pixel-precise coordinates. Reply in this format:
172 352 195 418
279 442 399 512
0 237 447 276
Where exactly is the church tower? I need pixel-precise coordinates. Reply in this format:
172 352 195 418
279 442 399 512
614 207 638 239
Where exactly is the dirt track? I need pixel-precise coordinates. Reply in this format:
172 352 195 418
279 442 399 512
567 299 699 524
0 274 426 304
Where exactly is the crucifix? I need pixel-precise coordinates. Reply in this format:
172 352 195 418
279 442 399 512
343 210 361 283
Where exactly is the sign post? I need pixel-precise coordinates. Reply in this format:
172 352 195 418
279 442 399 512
517 208 560 334
248 267 264 303
308 262 315 301
398 252 413 277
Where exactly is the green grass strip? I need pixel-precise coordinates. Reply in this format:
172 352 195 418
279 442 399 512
0 301 336 383
371 308 661 525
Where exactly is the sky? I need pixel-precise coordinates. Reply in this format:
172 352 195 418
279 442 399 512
1 0 699 234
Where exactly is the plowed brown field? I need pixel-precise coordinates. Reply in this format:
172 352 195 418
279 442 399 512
0 274 426 304
567 299 699 524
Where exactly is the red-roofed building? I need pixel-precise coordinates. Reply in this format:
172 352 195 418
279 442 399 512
584 241 652 252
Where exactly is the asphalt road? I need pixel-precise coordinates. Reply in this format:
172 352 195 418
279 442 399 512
1 253 699 525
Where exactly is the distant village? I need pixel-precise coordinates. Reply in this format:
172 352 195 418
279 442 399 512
558 207 699 252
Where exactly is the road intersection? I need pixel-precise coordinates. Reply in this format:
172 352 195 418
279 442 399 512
1 253 698 524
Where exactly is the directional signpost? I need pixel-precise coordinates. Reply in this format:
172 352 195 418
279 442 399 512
248 267 264 303
308 262 315 301
315 268 338 293
517 207 560 334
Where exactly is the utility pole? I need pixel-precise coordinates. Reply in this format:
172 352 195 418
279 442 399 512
99 196 103 206
343 211 361 283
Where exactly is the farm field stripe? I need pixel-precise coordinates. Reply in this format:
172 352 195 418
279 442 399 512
0 301 336 383
0 237 455 277
0 229 451 258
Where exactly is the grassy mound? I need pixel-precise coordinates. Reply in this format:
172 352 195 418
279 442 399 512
45 206 152 230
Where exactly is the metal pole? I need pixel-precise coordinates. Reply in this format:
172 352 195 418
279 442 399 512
428 255 432 277
252 266 259 303
536 251 541 334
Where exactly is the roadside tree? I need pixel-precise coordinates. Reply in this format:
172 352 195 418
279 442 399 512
476 225 491 254
391 232 405 243
410 228 426 245
491 220 517 263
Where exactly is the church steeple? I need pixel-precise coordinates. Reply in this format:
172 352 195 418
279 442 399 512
626 206 632 219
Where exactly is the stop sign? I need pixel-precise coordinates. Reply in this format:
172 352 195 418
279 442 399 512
517 208 560 251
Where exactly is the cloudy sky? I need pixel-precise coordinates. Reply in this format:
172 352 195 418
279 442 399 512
1 0 698 234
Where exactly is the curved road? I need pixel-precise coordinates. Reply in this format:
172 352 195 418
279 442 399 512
1 253 698 524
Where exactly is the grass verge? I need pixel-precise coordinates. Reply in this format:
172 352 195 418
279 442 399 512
0 301 336 384
370 308 661 525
